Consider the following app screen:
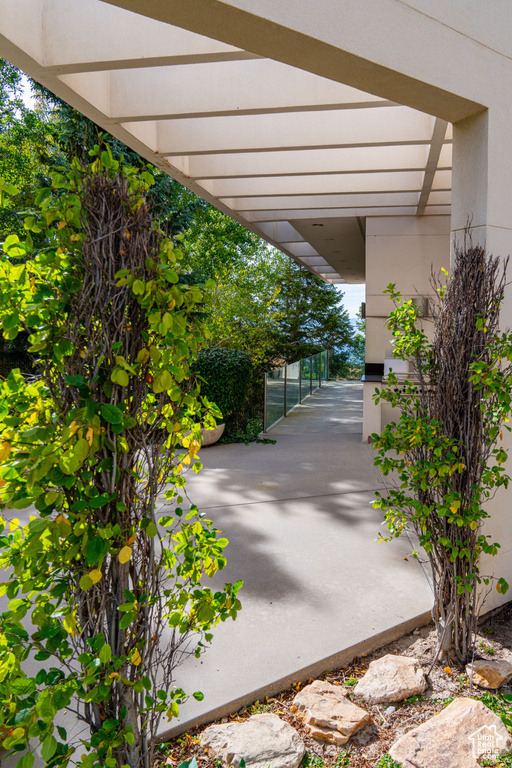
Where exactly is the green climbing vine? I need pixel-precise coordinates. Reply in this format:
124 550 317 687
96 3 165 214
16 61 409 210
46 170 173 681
372 244 512 663
0 149 241 768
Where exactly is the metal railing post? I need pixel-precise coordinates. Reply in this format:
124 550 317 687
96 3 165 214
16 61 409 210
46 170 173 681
327 349 330 380
310 356 313 395
283 365 287 417
299 359 302 402
263 372 268 433
319 352 322 387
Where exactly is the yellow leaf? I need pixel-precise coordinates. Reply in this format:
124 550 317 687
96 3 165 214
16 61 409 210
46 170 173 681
86 427 94 446
57 221 67 229
118 546 132 564
189 439 201 455
183 454 191 466
450 504 457 515
0 479 6 488
63 611 77 636
11 727 25 740
89 569 102 584
69 421 80 436
131 648 141 666
127 535 136 545
470 520 478 531
109 672 120 680
0 442 12 462
9 518 19 531
443 666 452 675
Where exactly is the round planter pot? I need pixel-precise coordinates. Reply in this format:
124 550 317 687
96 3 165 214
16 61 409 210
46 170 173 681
200 423 225 446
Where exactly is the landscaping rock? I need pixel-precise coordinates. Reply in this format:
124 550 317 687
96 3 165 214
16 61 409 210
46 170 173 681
291 679 371 746
389 696 512 767
353 654 427 704
200 713 305 768
466 658 512 689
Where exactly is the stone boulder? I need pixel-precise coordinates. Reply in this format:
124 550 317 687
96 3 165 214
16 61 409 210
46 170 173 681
291 679 371 746
200 713 305 768
466 659 512 689
390 697 512 768
353 654 427 704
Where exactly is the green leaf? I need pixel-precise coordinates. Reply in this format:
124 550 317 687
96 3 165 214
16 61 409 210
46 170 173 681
86 537 108 566
99 644 112 664
146 522 157 538
16 753 34 768
41 734 58 762
192 691 204 701
119 612 133 630
112 369 129 387
73 438 89 463
100 404 123 424
80 574 93 590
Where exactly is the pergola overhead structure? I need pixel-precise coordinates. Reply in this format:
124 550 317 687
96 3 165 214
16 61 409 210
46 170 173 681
0 0 453 284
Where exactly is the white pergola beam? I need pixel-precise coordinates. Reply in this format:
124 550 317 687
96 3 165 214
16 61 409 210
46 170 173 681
59 61 392 121
188 144 436 180
247 207 420 222
135 108 436 156
225 191 422 211
416 118 448 216
203 170 426 198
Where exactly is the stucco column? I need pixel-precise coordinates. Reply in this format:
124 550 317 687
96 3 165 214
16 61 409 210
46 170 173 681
451 106 512 610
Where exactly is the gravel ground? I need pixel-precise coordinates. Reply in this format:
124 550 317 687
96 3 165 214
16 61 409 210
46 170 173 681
157 602 512 768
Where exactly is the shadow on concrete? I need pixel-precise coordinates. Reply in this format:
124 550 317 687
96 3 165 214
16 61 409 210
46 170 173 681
162 381 433 737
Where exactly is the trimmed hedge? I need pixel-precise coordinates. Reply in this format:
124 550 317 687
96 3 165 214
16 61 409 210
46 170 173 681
195 347 254 423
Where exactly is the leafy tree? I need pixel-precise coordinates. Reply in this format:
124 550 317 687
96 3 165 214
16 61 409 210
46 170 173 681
0 153 241 767
267 260 352 364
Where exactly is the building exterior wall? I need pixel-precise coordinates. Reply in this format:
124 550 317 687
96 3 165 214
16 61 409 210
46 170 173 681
362 216 450 441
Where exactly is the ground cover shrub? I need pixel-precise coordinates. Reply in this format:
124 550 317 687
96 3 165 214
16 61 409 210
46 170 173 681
0 151 241 768
372 243 512 663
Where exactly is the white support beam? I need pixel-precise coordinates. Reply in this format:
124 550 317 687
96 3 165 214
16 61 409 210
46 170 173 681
203 170 426 198
416 118 448 216
136 108 436 156
103 0 487 122
60 61 393 122
225 191 421 212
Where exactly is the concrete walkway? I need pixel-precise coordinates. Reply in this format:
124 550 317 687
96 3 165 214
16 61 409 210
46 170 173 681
162 381 433 739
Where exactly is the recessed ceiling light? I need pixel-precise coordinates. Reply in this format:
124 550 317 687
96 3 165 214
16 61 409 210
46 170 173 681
312 223 324 227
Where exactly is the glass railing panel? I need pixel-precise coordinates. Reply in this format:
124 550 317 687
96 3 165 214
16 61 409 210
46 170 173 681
312 353 320 390
286 361 300 413
301 357 311 401
265 367 285 429
264 349 329 430
321 350 327 382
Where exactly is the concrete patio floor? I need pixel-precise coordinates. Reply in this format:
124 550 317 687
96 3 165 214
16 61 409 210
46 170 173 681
161 380 433 739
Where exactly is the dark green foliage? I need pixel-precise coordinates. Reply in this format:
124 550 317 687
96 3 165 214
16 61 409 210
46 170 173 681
195 348 253 429
268 260 352 363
